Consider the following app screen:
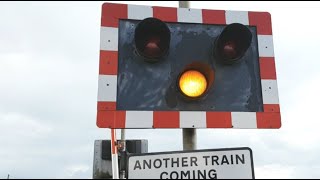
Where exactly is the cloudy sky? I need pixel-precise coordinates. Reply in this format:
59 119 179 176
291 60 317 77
1 1 320 179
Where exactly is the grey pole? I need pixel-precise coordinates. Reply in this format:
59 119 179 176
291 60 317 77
179 1 190 8
183 128 197 150
179 1 197 151
119 129 126 179
120 129 126 154
121 129 126 145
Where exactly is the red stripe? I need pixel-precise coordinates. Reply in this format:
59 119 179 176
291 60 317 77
256 112 281 129
206 112 232 128
202 9 226 25
259 57 277 79
101 3 128 27
153 6 177 22
248 11 272 35
153 111 180 128
97 111 126 128
97 102 116 111
264 104 280 112
99 50 118 75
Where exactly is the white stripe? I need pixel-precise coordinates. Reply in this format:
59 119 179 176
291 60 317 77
100 27 118 51
225 11 249 25
178 8 202 23
258 35 274 57
232 112 257 129
97 75 117 102
261 80 279 104
112 154 119 179
126 111 153 128
128 4 153 20
180 111 206 128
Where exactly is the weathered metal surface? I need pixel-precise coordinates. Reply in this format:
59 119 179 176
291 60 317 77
117 20 263 112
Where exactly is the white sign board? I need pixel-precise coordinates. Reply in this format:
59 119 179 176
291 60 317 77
128 147 254 179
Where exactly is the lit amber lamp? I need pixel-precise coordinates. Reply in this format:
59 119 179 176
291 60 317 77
179 70 207 98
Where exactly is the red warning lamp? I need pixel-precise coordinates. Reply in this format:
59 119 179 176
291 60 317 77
144 36 161 58
214 23 252 65
134 18 171 61
222 41 237 60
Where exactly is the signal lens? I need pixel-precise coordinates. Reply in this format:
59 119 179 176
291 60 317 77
179 70 207 98
214 23 252 64
223 40 237 59
143 36 161 58
135 18 170 60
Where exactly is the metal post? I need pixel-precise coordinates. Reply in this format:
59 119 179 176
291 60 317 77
119 129 126 179
183 128 197 150
179 1 190 8
179 1 197 151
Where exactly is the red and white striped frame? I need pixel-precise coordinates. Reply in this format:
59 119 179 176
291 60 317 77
97 2 281 129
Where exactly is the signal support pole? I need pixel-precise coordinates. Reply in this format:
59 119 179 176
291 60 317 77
179 1 197 151
119 129 126 179
179 1 190 9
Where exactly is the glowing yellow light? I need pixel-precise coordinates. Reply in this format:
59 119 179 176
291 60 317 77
179 70 207 98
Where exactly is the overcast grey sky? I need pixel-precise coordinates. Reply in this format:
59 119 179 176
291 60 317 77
1 1 320 179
